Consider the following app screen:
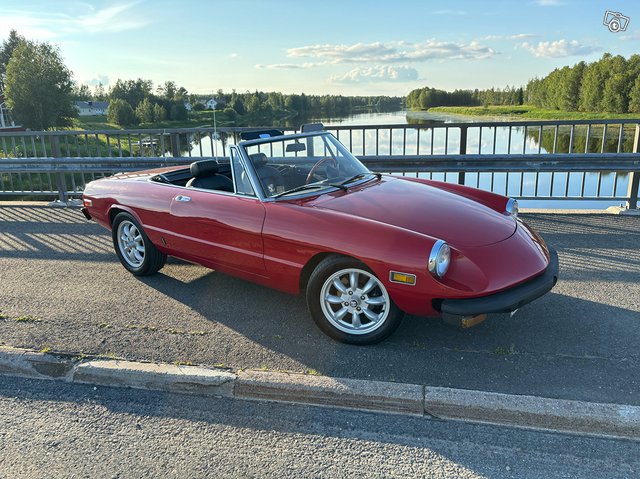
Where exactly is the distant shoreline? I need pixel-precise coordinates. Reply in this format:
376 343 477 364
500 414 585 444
409 105 640 121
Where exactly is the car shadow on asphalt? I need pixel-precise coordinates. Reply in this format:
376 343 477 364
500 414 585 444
0 205 113 261
137 262 640 405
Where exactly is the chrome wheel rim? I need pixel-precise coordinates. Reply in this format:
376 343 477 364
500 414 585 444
320 268 390 335
117 220 145 268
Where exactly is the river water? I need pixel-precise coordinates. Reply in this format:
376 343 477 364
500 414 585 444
189 110 634 210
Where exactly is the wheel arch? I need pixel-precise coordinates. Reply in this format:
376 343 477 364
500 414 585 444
299 252 361 293
108 205 141 228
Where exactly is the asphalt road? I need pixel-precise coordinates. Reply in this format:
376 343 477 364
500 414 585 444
0 204 638 405
1 375 638 479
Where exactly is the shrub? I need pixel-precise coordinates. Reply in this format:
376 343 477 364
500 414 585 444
107 99 137 126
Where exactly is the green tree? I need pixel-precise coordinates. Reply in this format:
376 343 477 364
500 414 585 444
0 30 25 90
175 86 188 102
169 103 188 121
245 93 261 113
157 80 176 100
107 98 137 126
135 97 155 123
93 82 106 101
71 83 93 101
153 103 167 121
109 78 152 109
602 73 628 113
600 55 627 112
627 76 640 113
4 40 76 130
579 54 610 112
561 62 584 111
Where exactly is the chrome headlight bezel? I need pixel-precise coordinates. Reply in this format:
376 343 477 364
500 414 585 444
428 240 451 279
505 198 519 218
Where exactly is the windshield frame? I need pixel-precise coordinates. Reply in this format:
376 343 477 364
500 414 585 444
236 131 373 202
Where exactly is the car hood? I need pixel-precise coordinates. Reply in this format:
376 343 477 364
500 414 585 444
312 177 517 247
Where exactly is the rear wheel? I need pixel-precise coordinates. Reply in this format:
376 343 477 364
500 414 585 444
112 212 166 276
306 256 404 344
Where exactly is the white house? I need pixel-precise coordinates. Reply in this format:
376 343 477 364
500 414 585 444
0 101 16 129
0 95 19 130
183 102 193 112
205 98 218 110
73 101 109 116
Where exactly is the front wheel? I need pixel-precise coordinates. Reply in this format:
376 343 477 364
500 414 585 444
112 212 166 276
306 256 404 344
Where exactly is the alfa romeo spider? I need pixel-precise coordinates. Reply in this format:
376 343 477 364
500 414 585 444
82 127 558 344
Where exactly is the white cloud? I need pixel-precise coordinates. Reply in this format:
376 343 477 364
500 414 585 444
619 31 640 41
285 39 496 65
79 2 146 32
85 74 110 87
481 33 537 41
509 33 537 40
0 2 148 40
520 39 600 57
256 63 318 70
331 66 419 83
288 42 397 62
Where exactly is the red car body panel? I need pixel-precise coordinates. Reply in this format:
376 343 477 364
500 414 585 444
83 165 552 318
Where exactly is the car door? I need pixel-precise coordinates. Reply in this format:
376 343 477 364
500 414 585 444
168 153 267 277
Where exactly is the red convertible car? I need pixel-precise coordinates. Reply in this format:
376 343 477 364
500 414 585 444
82 128 558 344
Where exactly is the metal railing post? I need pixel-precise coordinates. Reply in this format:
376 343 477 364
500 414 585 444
50 136 68 203
458 126 467 185
626 124 640 209
170 133 181 158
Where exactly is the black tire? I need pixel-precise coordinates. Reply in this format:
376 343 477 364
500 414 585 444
111 212 166 276
306 255 404 345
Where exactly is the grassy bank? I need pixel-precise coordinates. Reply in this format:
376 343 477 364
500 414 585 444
424 105 640 121
71 108 297 131
72 110 222 131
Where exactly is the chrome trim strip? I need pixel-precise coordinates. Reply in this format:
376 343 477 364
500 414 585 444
232 144 268 201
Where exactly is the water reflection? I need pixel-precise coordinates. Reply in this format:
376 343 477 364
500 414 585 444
183 111 635 209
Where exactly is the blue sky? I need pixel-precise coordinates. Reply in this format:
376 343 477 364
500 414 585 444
1 0 639 96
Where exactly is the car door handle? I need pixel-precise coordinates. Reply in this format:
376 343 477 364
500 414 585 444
174 195 191 202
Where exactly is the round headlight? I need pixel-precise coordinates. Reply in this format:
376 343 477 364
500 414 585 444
428 240 451 278
505 198 518 218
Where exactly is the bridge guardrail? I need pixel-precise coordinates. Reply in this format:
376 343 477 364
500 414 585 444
1 120 638 208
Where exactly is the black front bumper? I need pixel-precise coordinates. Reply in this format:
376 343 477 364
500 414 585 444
438 248 559 316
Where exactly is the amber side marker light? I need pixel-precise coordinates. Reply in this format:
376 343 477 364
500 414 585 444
389 271 416 285
83 199 92 207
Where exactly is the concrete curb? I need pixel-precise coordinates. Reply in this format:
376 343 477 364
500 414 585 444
74 360 236 397
424 387 640 439
0 346 638 440
236 370 424 415
0 347 75 380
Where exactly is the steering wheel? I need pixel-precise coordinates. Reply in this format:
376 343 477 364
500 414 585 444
306 158 338 184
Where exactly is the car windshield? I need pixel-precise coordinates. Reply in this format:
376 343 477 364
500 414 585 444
241 132 371 198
